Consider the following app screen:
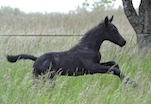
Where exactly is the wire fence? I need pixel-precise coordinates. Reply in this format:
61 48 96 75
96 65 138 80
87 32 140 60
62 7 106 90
0 34 84 37
0 33 139 39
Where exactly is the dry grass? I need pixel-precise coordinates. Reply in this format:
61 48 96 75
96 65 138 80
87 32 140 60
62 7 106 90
0 8 135 35
0 8 150 104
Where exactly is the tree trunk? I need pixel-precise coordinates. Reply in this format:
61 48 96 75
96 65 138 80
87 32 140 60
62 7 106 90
122 0 151 50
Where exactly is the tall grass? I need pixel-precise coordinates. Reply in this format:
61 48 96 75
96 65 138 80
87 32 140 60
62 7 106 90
0 8 151 104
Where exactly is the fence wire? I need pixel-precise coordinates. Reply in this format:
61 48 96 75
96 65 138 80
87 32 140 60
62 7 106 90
0 34 84 37
0 34 138 39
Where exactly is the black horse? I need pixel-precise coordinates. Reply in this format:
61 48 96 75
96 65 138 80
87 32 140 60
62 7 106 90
7 16 127 80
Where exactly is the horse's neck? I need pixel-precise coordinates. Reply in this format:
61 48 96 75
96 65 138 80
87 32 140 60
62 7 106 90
79 31 104 51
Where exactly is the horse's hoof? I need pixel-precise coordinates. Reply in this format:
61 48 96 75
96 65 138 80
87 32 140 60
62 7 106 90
122 76 130 84
122 76 139 88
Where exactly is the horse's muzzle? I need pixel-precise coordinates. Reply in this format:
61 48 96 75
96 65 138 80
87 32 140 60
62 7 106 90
120 40 126 47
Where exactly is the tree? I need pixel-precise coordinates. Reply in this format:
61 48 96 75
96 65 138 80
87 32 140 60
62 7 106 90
82 0 116 10
122 0 151 50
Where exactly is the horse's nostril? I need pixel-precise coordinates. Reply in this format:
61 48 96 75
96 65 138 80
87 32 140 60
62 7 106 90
120 40 126 47
122 40 126 46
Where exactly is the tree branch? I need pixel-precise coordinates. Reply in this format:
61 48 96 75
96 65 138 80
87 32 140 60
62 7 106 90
139 0 145 16
144 0 151 34
121 0 140 33
138 0 145 33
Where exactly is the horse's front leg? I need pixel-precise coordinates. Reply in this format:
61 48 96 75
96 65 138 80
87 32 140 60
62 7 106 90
100 61 119 69
100 61 126 79
100 61 138 87
83 60 125 79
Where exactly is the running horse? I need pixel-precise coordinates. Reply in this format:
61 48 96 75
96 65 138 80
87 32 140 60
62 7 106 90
7 16 130 83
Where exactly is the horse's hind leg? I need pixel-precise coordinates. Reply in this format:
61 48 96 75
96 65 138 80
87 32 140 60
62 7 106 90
48 70 57 88
32 68 41 84
32 69 57 87
49 70 56 79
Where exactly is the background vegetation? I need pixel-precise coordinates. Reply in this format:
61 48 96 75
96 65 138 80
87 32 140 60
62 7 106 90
0 7 150 104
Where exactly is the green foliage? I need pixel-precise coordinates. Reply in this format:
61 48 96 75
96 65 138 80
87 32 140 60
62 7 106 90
0 36 151 104
0 6 24 15
82 0 116 10
82 0 90 8
0 8 150 104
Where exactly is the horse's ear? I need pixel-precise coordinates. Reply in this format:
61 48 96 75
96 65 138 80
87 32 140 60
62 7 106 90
109 15 114 22
104 16 109 26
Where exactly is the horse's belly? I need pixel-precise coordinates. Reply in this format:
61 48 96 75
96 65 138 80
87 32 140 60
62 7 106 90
54 58 84 75
60 68 85 76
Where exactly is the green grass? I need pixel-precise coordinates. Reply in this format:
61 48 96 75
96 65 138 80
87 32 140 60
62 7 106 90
0 9 151 104
0 36 151 104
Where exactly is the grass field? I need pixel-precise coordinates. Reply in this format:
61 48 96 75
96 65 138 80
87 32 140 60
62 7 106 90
0 8 151 104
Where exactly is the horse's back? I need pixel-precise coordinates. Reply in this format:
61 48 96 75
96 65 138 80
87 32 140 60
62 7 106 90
53 51 84 74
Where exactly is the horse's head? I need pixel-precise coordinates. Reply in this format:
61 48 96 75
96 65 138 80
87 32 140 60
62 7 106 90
102 16 126 47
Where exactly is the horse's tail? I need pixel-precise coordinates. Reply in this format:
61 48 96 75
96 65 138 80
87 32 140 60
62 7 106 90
7 54 37 63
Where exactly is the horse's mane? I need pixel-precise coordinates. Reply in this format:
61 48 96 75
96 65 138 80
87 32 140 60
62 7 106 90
79 21 104 44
